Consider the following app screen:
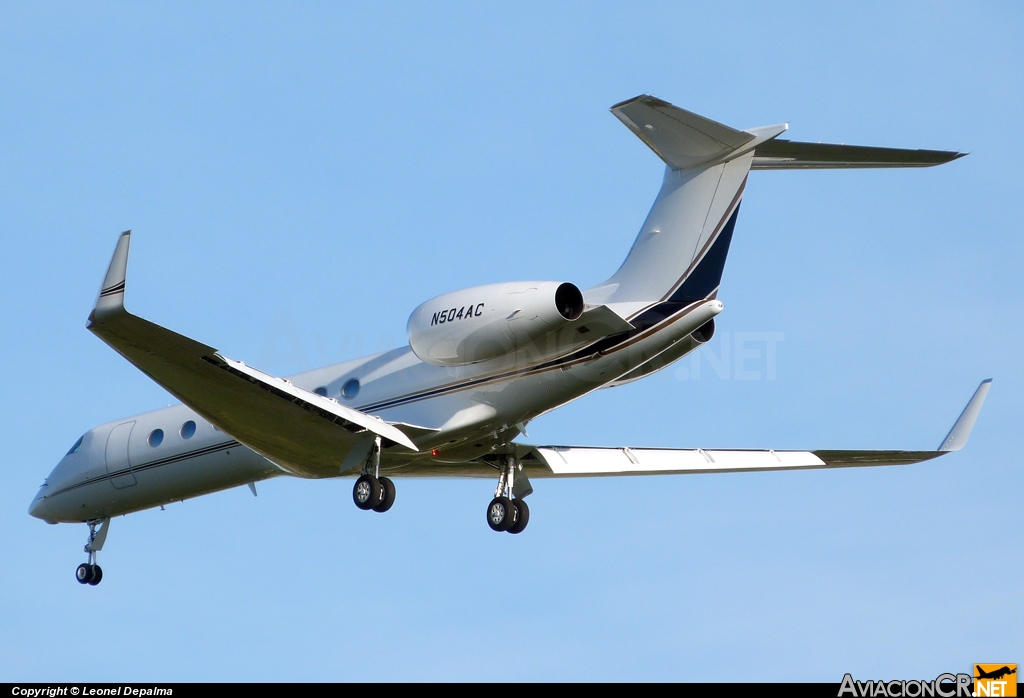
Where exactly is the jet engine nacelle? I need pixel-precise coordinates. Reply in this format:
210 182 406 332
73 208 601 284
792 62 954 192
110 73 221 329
407 281 585 366
691 318 715 344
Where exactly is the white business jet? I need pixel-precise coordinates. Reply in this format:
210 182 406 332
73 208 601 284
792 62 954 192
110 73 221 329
30 95 990 585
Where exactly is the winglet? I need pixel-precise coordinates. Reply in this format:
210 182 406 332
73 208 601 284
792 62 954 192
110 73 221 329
90 230 131 323
938 379 993 452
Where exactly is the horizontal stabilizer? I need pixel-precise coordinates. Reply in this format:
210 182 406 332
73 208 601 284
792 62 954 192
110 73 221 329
752 139 965 169
88 231 418 479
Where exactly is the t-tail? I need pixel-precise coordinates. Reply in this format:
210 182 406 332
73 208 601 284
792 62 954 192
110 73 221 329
588 95 965 309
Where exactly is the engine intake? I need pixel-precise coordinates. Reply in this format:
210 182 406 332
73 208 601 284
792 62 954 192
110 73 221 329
554 282 585 321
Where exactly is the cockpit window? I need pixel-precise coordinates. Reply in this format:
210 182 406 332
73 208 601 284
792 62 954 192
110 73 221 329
66 435 85 455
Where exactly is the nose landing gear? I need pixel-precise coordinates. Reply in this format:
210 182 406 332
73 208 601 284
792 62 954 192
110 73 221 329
75 518 109 586
351 437 396 513
487 454 531 534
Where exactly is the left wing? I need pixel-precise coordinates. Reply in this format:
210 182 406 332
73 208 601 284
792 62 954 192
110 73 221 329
517 380 991 477
88 231 418 479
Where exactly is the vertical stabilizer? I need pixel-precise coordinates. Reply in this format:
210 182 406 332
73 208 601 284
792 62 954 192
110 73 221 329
593 97 779 306
599 155 750 305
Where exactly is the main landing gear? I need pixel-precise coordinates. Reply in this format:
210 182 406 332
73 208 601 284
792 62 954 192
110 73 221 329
487 454 530 534
76 518 109 586
352 436 396 513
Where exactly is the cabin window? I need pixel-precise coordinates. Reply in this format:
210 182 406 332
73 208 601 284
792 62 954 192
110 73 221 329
180 421 196 439
148 429 164 447
342 378 360 399
313 386 328 397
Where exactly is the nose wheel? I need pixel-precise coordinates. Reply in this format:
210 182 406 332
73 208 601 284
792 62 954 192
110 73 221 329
75 518 109 586
351 437 396 513
486 454 531 534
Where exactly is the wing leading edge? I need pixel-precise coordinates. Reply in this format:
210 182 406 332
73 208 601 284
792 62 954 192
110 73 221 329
519 380 991 477
88 231 417 479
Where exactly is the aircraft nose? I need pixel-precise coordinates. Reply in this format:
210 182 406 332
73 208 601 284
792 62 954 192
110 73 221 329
28 486 55 523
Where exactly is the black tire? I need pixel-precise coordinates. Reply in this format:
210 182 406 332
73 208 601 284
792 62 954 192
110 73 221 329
487 496 514 532
353 474 381 510
507 499 530 534
88 565 103 586
372 476 396 513
75 563 91 584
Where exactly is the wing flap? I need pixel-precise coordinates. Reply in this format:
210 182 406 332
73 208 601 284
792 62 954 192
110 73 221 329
535 446 825 476
529 446 950 477
210 356 416 450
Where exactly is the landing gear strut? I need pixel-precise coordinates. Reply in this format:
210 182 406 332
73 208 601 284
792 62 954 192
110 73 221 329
487 454 530 534
352 436 396 513
76 518 109 586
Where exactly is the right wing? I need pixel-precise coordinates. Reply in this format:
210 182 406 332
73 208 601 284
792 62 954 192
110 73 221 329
88 231 418 479
518 380 991 477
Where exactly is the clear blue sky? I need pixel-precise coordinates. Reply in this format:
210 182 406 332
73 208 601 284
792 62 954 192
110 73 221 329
2 1 1020 681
